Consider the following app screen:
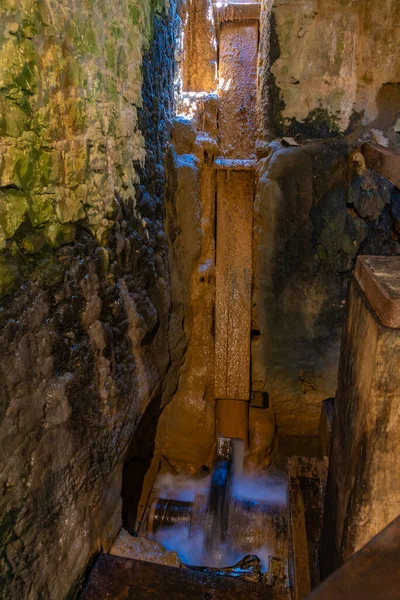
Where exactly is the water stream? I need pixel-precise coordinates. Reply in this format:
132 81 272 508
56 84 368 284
149 437 287 572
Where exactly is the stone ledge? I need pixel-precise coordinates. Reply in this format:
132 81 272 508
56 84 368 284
214 157 256 170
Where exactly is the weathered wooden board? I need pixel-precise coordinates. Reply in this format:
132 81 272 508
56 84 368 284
354 255 400 328
308 517 400 600
362 143 400 189
80 554 271 600
321 276 400 576
214 169 254 402
287 457 328 600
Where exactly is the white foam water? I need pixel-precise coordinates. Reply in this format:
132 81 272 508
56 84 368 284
150 468 287 571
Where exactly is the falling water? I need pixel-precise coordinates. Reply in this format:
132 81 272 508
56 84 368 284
149 437 287 572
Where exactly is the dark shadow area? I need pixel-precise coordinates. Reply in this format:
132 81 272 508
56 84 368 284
121 391 162 534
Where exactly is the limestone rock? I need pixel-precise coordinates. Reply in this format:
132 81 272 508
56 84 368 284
260 0 400 135
172 117 197 154
110 529 181 568
0 4 180 600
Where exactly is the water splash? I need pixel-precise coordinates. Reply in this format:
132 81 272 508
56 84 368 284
150 457 287 571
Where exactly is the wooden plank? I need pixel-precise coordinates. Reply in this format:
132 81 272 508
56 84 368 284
287 457 328 600
354 255 400 328
308 517 400 600
80 554 270 600
362 142 400 189
214 170 254 400
321 278 400 576
218 21 258 159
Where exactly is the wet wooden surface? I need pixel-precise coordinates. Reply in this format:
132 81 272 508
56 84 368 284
308 516 400 600
354 255 400 328
214 169 254 401
80 554 271 599
287 457 328 600
362 142 400 189
216 398 248 441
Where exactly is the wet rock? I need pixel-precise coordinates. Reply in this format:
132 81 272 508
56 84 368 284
371 129 390 148
155 157 215 473
0 4 180 600
110 529 181 568
253 140 399 435
172 117 197 154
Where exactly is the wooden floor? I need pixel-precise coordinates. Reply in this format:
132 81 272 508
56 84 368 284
80 554 273 600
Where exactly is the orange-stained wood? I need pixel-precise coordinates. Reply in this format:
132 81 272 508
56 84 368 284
215 169 254 401
216 399 249 442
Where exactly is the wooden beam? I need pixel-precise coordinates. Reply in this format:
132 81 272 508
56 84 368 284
321 273 400 575
354 255 400 329
362 143 400 189
214 170 253 401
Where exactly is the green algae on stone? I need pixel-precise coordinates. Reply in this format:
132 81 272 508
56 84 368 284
284 108 341 139
0 254 19 297
43 221 76 246
0 97 30 137
62 56 89 90
28 192 54 226
20 229 47 254
67 19 98 56
0 144 35 189
36 148 63 186
0 188 28 238
54 188 86 223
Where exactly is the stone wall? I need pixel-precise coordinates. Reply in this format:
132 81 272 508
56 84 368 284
253 141 400 436
0 0 179 598
254 0 400 437
260 0 400 138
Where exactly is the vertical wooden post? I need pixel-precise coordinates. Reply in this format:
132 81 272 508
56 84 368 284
321 256 400 575
214 169 254 441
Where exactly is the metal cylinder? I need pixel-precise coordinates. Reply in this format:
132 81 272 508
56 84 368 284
147 497 193 535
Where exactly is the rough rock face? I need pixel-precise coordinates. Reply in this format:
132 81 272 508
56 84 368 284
0 1 179 598
252 141 400 435
255 0 400 436
260 0 400 137
154 118 217 473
